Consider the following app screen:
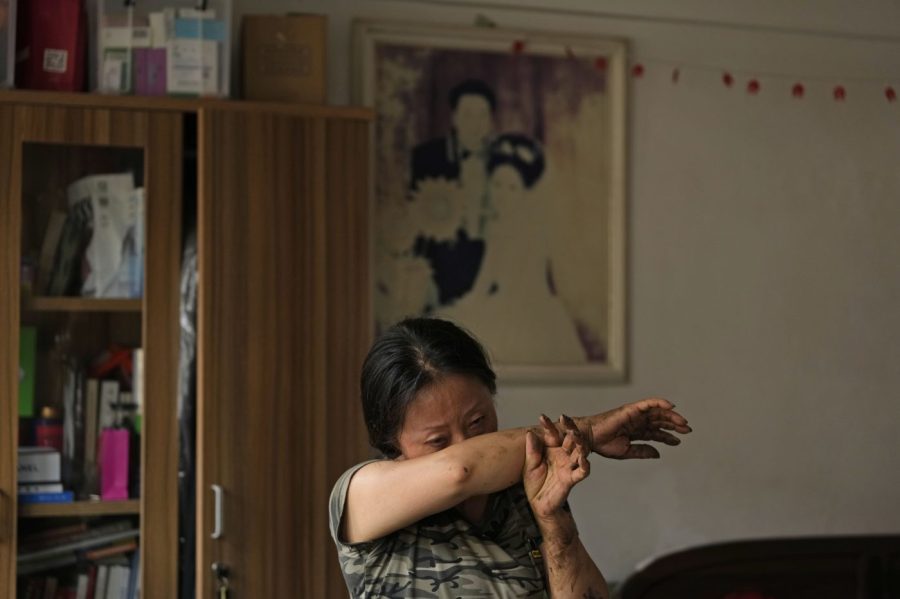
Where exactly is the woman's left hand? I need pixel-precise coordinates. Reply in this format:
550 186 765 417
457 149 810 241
523 417 590 519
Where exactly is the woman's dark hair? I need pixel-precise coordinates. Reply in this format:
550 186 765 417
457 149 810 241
448 78 497 112
360 318 497 458
487 133 546 189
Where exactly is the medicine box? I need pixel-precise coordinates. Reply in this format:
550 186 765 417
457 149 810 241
96 0 231 96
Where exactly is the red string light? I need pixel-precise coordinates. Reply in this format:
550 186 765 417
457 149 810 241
792 83 805 98
632 63 645 78
833 85 846 101
747 79 760 95
512 40 525 55
886 86 897 102
722 72 734 88
672 68 680 83
594 57 608 71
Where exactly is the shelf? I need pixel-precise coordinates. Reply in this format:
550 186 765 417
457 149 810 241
23 297 142 313
19 499 140 518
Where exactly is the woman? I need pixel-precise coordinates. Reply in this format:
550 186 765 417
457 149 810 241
436 133 586 364
330 318 691 598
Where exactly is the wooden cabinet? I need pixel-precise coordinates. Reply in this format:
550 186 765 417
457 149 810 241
0 91 372 598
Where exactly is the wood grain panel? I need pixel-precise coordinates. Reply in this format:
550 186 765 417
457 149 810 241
0 89 373 121
198 108 371 598
0 103 20 599
140 110 183 599
322 118 374 598
2 105 181 598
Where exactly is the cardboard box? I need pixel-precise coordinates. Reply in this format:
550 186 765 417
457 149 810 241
242 14 326 104
18 447 61 483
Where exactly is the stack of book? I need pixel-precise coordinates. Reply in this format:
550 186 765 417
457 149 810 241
18 520 141 598
17 447 73 505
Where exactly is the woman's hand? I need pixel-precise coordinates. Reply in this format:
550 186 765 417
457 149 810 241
576 398 692 459
523 417 591 519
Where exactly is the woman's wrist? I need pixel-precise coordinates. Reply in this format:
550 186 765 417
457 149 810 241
534 508 578 555
573 416 596 454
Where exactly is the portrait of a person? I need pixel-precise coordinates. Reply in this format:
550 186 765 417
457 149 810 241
408 78 498 308
371 39 619 373
438 133 587 363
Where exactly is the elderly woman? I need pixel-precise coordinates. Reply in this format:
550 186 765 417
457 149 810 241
330 318 691 598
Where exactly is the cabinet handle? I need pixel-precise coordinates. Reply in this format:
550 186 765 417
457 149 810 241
211 484 224 539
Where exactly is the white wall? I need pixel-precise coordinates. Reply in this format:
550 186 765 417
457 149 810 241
235 0 900 584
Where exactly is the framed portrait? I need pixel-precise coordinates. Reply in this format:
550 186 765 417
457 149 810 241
353 20 627 383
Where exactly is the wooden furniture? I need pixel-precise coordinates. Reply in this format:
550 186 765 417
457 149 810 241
619 536 900 599
0 90 372 598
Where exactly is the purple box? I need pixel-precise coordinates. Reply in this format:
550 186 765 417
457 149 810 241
134 48 166 96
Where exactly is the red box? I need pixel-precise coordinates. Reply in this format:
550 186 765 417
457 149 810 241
16 0 86 91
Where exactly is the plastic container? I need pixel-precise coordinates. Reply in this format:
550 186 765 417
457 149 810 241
0 0 15 87
95 0 231 97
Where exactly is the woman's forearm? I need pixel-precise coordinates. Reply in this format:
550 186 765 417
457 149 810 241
440 427 533 499
537 511 608 599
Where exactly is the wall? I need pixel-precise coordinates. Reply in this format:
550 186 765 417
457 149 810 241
234 0 900 584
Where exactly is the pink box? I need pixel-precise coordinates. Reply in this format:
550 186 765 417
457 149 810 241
134 48 166 96
99 429 129 500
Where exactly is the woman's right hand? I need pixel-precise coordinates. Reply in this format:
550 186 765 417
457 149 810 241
523 422 590 519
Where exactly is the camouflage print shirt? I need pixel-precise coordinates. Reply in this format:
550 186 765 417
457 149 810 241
329 460 550 599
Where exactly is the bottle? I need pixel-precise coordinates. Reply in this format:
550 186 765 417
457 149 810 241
34 406 64 453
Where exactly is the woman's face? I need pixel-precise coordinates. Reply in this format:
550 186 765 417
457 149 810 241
395 374 498 460
489 164 526 211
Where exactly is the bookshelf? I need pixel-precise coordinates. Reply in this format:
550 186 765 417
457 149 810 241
19 500 141 519
23 298 143 313
1 91 373 599
0 97 181 599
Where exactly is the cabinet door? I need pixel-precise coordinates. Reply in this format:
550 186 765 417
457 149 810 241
0 103 17 599
0 102 181 599
197 107 371 598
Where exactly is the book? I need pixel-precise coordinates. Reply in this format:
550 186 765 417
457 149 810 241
18 520 137 565
93 565 108 599
132 349 143 434
18 483 65 494
18 447 61 483
19 327 37 418
76 574 90 599
105 565 130 599
125 549 140 599
85 540 137 561
17 491 74 504
18 522 89 552
84 378 100 465
98 380 120 431
46 209 89 296
38 210 68 293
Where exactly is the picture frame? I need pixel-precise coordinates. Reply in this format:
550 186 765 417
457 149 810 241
353 19 628 383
